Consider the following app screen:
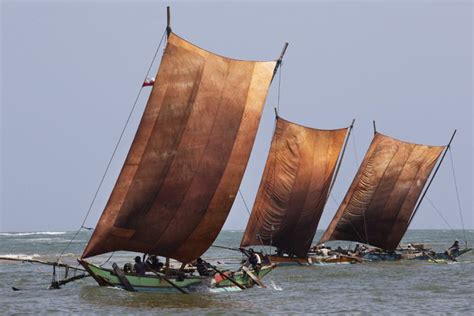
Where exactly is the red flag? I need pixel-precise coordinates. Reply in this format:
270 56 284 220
142 77 155 87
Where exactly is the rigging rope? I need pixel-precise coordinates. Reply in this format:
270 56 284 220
58 30 167 261
425 196 461 241
448 147 468 245
239 189 252 216
99 252 115 267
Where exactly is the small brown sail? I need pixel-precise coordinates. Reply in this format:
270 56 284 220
240 117 348 257
319 132 444 250
82 32 277 263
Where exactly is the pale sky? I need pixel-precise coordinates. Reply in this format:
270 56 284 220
1 1 472 232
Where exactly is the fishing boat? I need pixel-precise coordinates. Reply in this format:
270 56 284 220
240 115 361 266
318 126 471 262
77 7 288 293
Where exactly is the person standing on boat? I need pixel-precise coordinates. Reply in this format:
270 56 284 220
134 256 146 276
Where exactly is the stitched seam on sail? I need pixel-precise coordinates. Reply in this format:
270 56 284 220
243 117 281 247
172 62 258 259
318 135 380 244
283 129 319 255
113 53 205 232
355 140 399 245
388 149 438 249
152 62 231 253
378 145 415 249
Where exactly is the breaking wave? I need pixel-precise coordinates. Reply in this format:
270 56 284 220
0 232 67 236
0 253 41 260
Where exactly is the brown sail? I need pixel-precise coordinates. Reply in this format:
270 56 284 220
82 32 277 263
240 117 349 257
319 132 444 250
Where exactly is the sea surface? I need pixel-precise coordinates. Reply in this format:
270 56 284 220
1 230 473 314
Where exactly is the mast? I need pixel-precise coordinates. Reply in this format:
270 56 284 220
327 119 355 199
166 6 172 37
272 42 289 81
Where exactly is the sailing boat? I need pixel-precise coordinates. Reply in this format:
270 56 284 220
78 7 288 292
240 115 360 265
318 128 471 262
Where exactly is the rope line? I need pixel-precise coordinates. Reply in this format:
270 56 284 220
58 30 167 260
99 252 115 267
425 196 461 241
239 189 252 216
448 147 468 244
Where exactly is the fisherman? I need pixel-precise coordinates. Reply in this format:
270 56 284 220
446 240 460 260
146 255 164 271
123 262 133 273
196 257 211 276
248 248 262 273
133 256 146 276
317 244 330 257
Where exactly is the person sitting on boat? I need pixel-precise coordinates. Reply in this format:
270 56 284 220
196 257 212 276
123 262 133 273
146 255 164 271
248 248 262 273
133 256 146 276
446 240 460 259
316 244 331 257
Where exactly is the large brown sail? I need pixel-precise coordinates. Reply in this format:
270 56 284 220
240 117 348 257
82 32 277 263
319 132 444 250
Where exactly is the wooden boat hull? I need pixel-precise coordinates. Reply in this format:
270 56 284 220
268 254 361 266
79 260 275 293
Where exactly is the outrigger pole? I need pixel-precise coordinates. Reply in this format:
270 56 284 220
408 129 457 226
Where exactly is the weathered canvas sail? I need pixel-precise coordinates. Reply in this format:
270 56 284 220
319 132 444 250
240 117 349 257
82 32 277 262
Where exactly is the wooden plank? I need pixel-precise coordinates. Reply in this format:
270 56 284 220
241 266 266 288
146 265 189 294
112 263 135 292
209 265 245 290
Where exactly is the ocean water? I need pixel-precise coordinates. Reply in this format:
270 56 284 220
1 230 473 314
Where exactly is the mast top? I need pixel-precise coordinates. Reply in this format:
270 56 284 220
167 6 172 37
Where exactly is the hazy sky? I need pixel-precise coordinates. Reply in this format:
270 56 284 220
1 1 472 232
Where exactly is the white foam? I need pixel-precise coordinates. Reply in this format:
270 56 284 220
0 232 66 236
0 253 41 260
